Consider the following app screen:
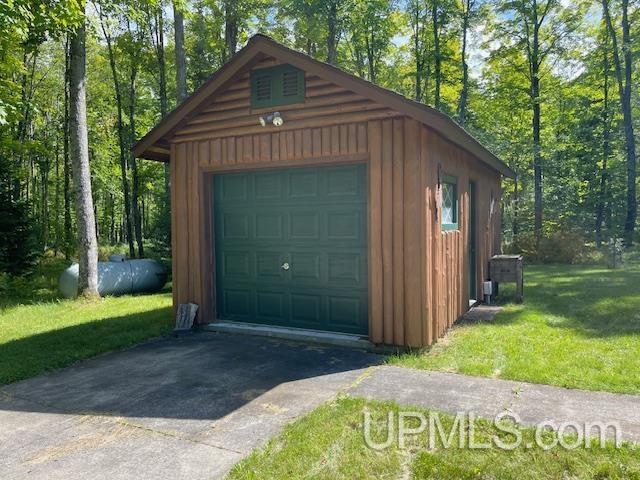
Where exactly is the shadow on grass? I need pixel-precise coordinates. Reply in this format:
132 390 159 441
0 305 173 385
488 265 640 338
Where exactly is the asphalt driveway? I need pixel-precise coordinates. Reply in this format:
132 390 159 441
0 332 381 479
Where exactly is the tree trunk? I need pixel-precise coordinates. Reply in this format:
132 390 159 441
63 35 73 260
154 7 168 117
326 1 338 64
513 173 519 241
595 30 611 247
173 1 187 103
603 0 636 246
412 0 423 102
224 1 238 60
54 134 61 256
532 72 543 242
431 0 441 110
456 0 471 125
98 9 135 258
69 4 99 298
365 33 376 83
531 9 543 243
128 57 144 258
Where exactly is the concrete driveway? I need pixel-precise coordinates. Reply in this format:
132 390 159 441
0 332 381 479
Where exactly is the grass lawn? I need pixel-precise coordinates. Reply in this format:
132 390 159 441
390 262 640 394
0 257 172 385
229 396 640 480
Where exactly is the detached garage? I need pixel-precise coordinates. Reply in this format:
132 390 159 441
134 34 515 348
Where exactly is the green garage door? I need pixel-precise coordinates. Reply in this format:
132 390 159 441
214 164 368 335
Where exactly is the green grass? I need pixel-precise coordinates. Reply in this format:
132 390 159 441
0 257 172 385
390 263 640 394
228 396 640 480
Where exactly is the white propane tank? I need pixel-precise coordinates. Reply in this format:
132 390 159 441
59 257 167 298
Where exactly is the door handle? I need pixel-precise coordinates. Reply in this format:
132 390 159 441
281 262 290 271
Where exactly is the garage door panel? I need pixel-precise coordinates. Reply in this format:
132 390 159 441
290 211 320 240
327 295 367 332
223 289 252 318
219 174 249 201
328 253 363 286
289 253 321 282
327 211 363 241
289 170 319 198
290 293 322 325
255 251 285 281
221 213 250 240
254 171 283 200
326 166 362 197
214 164 368 335
256 291 286 321
222 251 251 279
255 213 284 240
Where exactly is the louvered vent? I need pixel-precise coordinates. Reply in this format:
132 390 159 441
251 64 305 108
254 73 272 102
282 70 300 98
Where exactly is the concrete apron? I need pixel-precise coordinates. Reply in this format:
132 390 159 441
0 333 382 480
349 366 640 444
3 331 639 480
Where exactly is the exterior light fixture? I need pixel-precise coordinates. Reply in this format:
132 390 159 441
258 112 284 127
272 112 283 126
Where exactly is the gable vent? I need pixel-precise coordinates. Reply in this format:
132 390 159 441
254 73 272 102
282 70 300 98
251 64 305 108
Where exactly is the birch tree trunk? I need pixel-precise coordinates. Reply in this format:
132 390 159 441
69 2 99 298
63 35 73 260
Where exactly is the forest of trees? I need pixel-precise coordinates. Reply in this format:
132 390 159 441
1 0 638 277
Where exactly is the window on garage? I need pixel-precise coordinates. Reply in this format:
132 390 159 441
441 174 458 231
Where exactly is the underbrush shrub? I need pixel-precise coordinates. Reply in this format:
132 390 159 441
506 231 600 264
0 191 40 275
0 272 9 299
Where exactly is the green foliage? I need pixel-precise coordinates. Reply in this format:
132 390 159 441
0 190 40 275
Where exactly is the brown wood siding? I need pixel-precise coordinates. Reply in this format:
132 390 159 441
168 58 502 346
420 125 502 340
171 62 396 144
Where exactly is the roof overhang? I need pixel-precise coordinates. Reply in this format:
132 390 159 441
133 35 515 179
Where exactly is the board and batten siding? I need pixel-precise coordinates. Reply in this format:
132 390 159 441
169 58 501 348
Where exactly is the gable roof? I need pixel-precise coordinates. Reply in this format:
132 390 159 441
133 34 515 178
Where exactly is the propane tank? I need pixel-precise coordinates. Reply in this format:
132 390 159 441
59 257 167 298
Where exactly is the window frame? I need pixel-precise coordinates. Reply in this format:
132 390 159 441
250 64 305 109
441 173 459 231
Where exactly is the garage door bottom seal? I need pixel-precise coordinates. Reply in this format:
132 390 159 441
204 321 376 351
